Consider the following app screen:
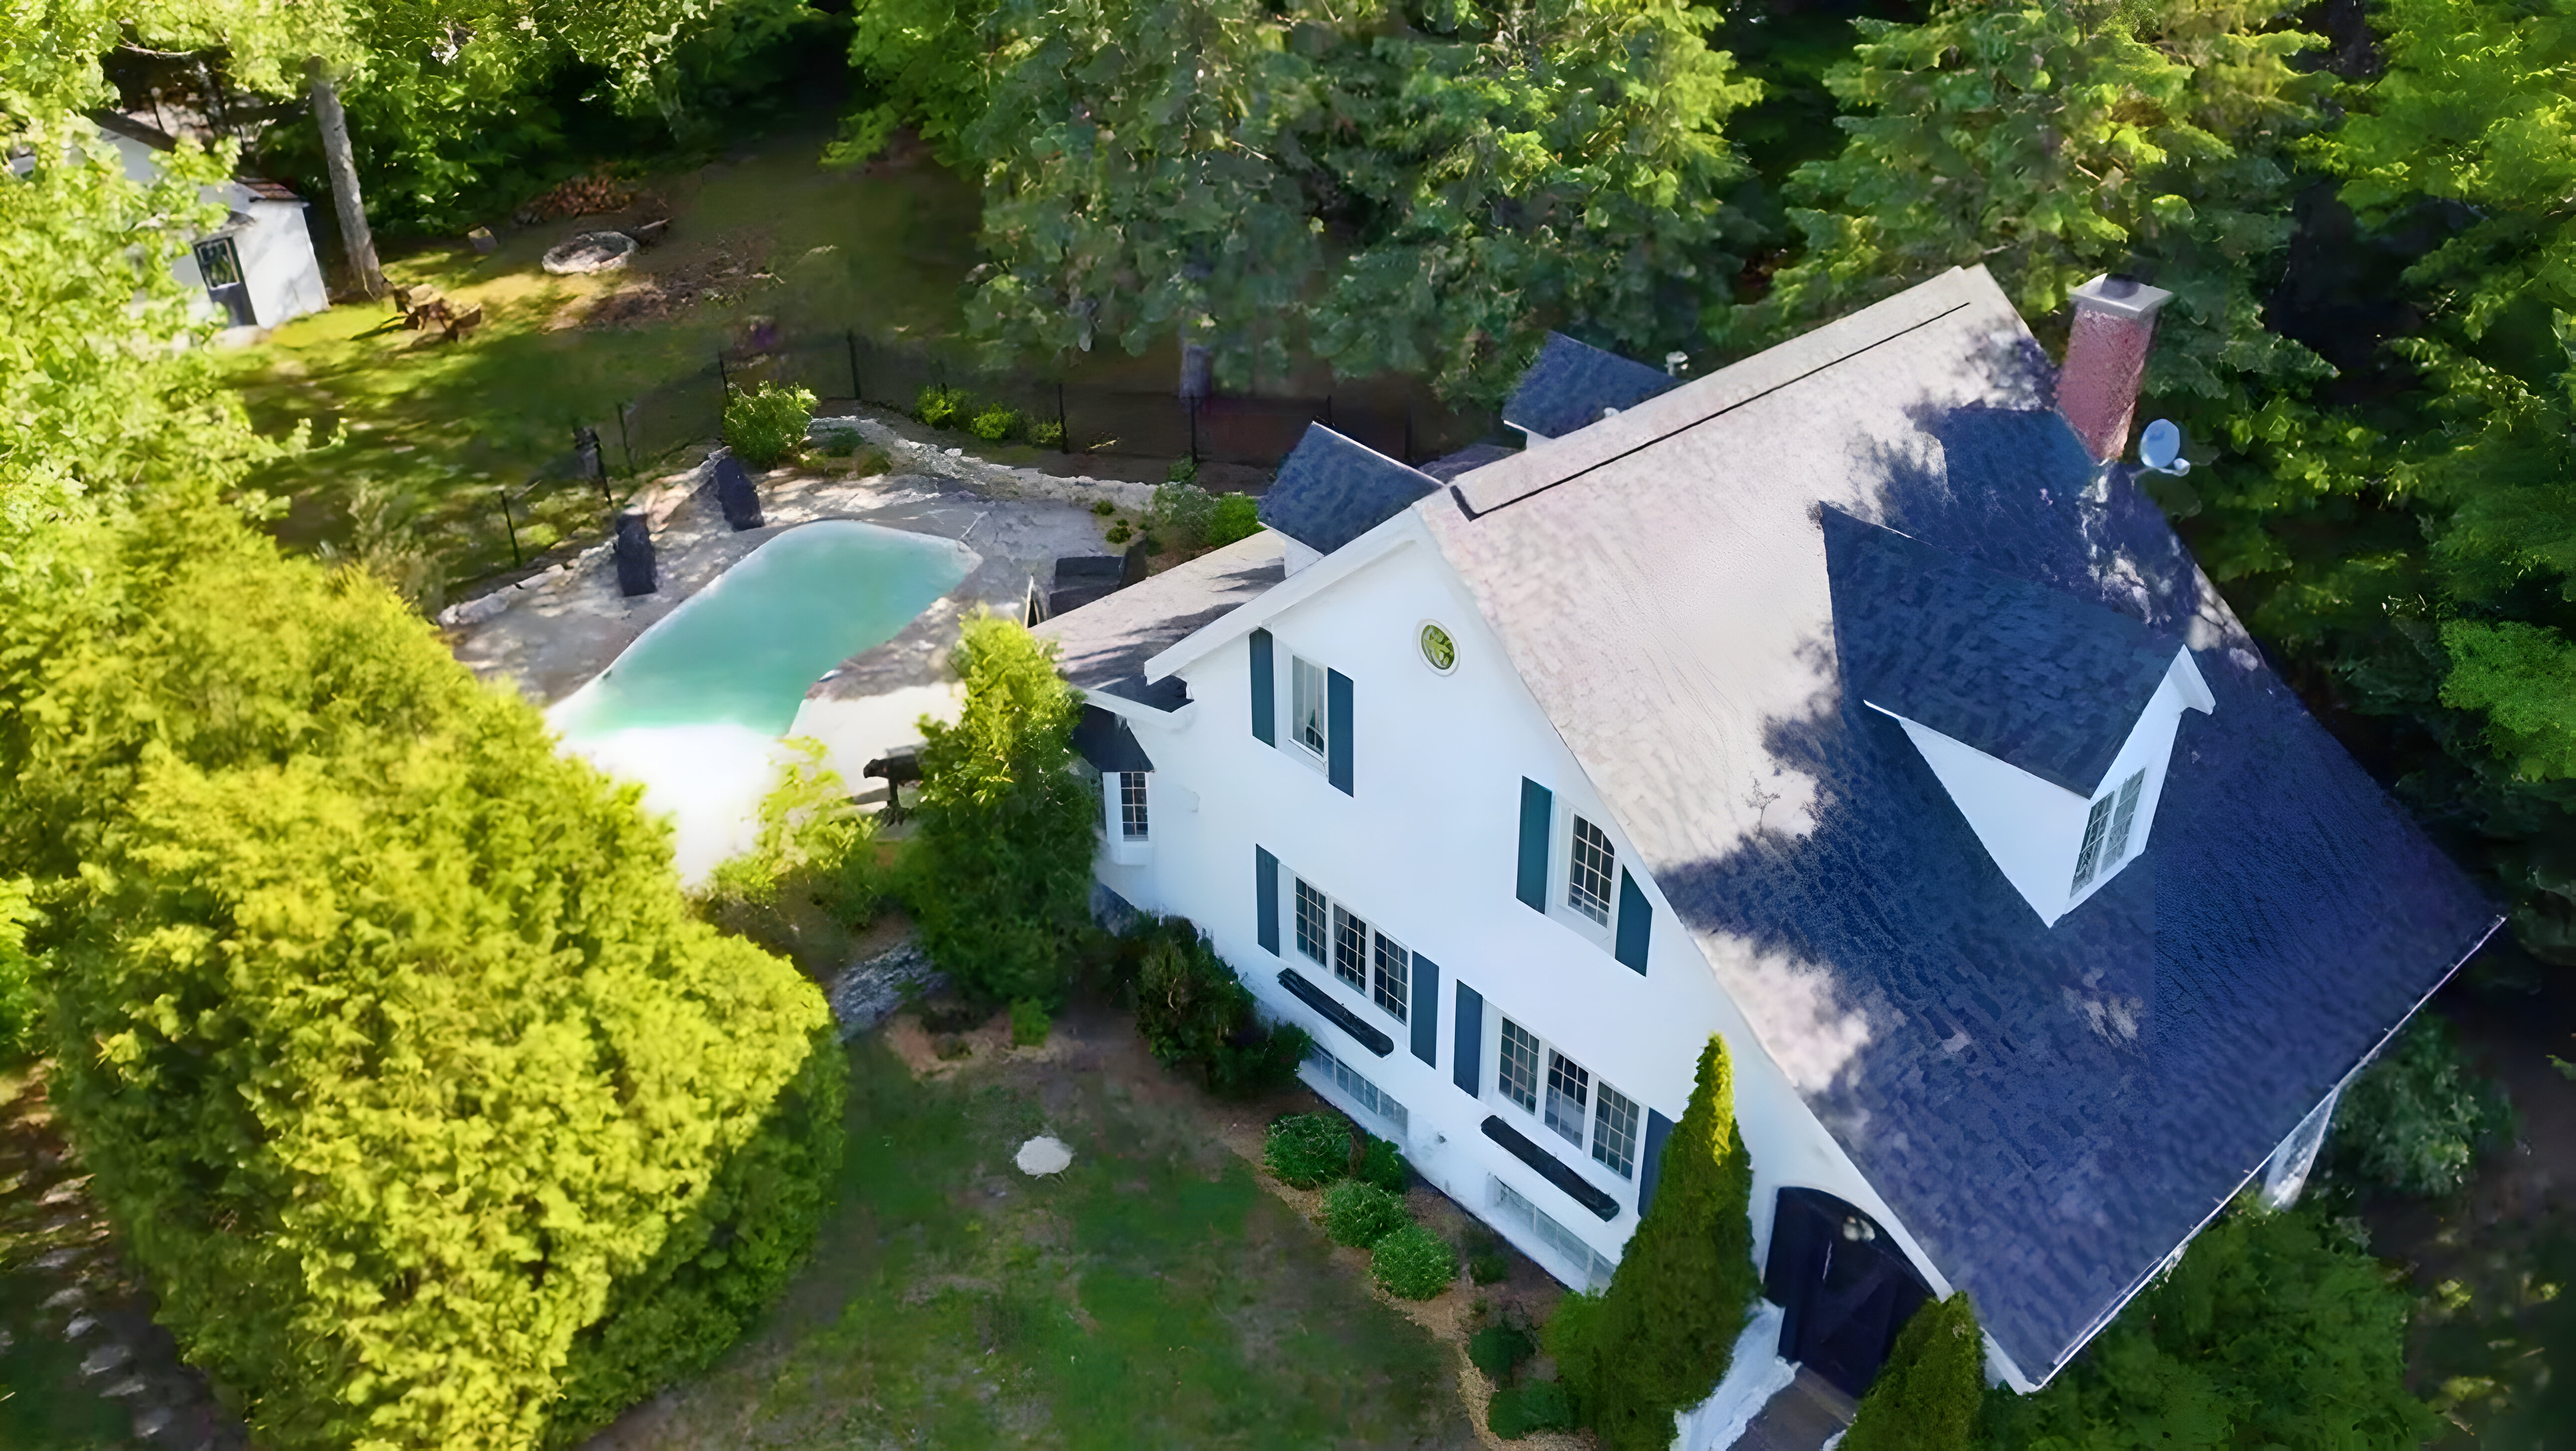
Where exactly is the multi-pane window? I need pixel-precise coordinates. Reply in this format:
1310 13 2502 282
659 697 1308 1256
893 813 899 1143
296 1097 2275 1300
1294 879 1330 964
1371 931 1410 1019
2070 792 2116 892
2072 769 2151 893
1544 1050 1592 1145
1118 772 1149 840
1286 867 1410 1025
1499 1019 1542 1113
1568 815 1617 926
1332 905 1370 993
1291 656 1329 759
1496 1014 1645 1190
1592 1084 1641 1179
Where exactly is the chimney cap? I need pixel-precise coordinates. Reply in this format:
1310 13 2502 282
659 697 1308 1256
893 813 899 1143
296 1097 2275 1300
2071 273 2172 322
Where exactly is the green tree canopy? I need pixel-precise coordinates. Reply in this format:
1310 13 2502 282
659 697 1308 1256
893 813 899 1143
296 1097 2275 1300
907 610 1101 1004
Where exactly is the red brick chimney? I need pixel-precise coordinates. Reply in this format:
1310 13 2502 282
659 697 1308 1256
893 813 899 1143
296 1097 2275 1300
2057 275 2172 464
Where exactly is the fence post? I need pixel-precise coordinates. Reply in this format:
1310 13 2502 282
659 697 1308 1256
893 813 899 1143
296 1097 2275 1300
847 329 862 403
497 485 521 569
716 351 730 397
1324 394 1334 430
1057 382 1069 453
1402 401 1414 465
1187 397 1200 467
616 401 635 478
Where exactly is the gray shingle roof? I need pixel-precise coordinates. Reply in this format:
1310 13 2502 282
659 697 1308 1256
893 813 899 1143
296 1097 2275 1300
1420 442 1521 484
1033 531 1284 699
1503 332 1682 439
1258 424 1438 554
1421 266 2499 1381
1822 507 2179 794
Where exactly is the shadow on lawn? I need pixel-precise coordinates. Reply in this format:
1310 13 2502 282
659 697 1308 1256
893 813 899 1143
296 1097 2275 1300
583 1009 1478 1450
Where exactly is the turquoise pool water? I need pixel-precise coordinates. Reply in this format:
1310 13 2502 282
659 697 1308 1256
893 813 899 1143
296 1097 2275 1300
554 520 977 740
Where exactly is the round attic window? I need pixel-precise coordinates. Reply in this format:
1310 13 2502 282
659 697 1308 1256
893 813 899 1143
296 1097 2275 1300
1419 622 1458 675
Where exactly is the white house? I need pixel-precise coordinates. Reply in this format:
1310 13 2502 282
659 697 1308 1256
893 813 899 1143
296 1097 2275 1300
1033 267 2499 1431
91 112 329 334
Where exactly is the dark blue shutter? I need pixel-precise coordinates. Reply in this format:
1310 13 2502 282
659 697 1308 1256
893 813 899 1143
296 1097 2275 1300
1638 1108 1676 1214
1255 847 1280 955
1326 669 1354 794
1614 869 1652 974
1515 780 1552 911
1249 629 1275 745
1453 983 1484 1096
1410 954 1439 1066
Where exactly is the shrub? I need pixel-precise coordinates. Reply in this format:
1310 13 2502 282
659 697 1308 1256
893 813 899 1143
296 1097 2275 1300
1207 492 1262 546
1091 498 1117 516
849 446 891 477
698 739 884 974
904 612 1100 1006
1323 1181 1412 1248
1265 1113 1353 1189
1010 997 1051 1046
1471 1251 1510 1286
1982 1203 2437 1448
1488 1380 1574 1439
1370 1224 1456 1300
724 382 817 468
1104 519 1134 545
817 429 858 457
1166 455 1199 484
1357 1135 1408 1193
914 384 970 429
1553 1034 1759 1450
968 405 1020 442
0 877 36 1064
1147 481 1218 552
1469 1324 1536 1385
1841 1293 1983 1451
2329 1014 2512 1196
1030 419 1067 449
1131 919 1309 1096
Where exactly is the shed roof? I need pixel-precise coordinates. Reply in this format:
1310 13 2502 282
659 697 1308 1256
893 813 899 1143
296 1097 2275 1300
1822 507 2179 794
1419 266 2499 1380
1034 530 1285 702
1503 331 1682 439
1258 425 1438 555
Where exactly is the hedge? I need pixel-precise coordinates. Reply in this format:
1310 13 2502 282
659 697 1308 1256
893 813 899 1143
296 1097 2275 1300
1323 1181 1411 1248
1371 1223 1457 1299
1841 1292 1983 1451
1266 1113 1352 1189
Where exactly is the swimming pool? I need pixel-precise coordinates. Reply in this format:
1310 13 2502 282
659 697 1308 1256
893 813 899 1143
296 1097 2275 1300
551 519 978 880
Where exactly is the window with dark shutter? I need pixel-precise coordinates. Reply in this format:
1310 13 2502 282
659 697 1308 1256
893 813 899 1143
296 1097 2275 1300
1614 870 1652 974
1250 628 1276 745
1327 669 1354 795
1256 848 1280 955
1410 955 1440 1066
1453 983 1484 1095
1516 779 1553 911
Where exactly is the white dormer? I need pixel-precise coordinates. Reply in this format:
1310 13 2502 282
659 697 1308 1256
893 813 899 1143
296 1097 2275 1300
1870 649 2213 926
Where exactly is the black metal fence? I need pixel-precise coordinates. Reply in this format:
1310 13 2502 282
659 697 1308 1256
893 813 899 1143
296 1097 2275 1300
479 326 1491 575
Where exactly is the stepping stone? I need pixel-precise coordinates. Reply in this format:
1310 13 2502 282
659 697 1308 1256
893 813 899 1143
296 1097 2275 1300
38 1177 88 1205
1013 1136 1073 1177
79 1342 130 1377
42 1286 84 1311
104 1377 149 1399
134 1405 172 1439
64 1312 96 1339
36 1246 85 1270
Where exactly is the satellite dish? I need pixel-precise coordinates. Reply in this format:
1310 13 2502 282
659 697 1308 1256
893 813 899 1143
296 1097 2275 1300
2139 419 2191 476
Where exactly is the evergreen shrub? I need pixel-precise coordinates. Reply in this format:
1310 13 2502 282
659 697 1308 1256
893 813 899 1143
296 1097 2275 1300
904 612 1099 1006
1147 481 1218 551
1265 1113 1352 1189
1370 1224 1456 1299
1010 997 1050 1046
1841 1292 1983 1451
818 429 858 457
968 405 1020 442
1207 492 1262 546
1091 498 1117 516
1131 919 1309 1095
1031 419 1067 449
1469 1324 1536 1384
724 382 817 468
1165 456 1198 484
1356 1134 1409 1193
1488 1379 1573 1437
698 739 883 973
1552 1034 1759 1450
1323 1181 1411 1247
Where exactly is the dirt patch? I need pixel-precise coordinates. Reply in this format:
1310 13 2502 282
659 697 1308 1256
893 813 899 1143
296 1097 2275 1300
574 228 781 330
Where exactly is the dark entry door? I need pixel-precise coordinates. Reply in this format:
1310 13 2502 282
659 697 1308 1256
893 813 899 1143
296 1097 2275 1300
195 237 256 327
1764 1188 1933 1399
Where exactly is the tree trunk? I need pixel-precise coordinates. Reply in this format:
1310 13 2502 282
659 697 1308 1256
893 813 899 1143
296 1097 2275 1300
306 58 383 300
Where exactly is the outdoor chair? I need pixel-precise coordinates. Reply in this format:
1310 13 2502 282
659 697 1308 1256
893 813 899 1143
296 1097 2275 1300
710 455 763 531
442 305 485 342
862 745 924 822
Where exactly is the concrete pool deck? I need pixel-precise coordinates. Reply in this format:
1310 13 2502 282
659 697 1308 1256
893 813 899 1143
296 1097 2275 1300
444 414 1153 798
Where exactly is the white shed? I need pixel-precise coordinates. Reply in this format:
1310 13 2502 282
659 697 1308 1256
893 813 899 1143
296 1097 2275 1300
92 112 329 334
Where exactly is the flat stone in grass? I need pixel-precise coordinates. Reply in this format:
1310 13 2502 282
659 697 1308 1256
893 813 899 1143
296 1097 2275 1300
1014 1136 1073 1177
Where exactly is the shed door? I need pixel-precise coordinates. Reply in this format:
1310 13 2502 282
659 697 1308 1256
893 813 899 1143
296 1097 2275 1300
1764 1187 1933 1399
195 238 255 327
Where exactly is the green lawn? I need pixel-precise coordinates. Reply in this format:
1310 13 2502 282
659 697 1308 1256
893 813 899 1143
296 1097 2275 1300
594 1030 1475 1449
222 126 988 591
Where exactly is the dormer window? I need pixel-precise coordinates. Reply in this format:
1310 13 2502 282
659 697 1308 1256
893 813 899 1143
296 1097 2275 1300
1822 508 2215 928
2070 770 2145 893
